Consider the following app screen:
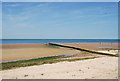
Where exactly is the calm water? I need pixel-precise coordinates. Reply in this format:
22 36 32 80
0 39 119 44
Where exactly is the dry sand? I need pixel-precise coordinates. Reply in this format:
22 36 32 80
1 56 118 79
2 44 79 61
0 45 2 80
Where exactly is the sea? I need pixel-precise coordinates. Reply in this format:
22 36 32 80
0 39 119 44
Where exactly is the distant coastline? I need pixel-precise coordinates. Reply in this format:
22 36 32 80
0 39 119 44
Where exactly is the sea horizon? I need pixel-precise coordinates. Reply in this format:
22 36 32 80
0 39 119 44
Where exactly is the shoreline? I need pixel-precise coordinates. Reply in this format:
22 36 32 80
1 42 119 48
1 42 119 44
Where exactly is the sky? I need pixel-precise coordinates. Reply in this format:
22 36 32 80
0 1 2 39
2 0 120 2
2 2 118 39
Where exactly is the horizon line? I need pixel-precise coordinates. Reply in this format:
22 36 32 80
2 0 120 2
1 38 119 39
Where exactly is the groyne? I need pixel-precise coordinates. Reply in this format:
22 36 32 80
48 43 119 57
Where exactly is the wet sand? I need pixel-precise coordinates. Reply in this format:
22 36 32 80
2 44 79 61
2 43 119 61
60 43 119 50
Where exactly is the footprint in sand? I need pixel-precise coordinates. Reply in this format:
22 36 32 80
72 75 76 76
24 75 28 77
41 73 44 76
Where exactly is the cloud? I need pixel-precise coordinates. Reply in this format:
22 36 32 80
4 3 20 7
35 3 49 8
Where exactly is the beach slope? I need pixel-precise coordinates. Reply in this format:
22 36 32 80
2 56 118 79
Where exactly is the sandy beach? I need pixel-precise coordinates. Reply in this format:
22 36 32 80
2 43 119 61
61 43 119 50
2 56 118 79
1 43 119 79
2 44 79 61
2 1 118 79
